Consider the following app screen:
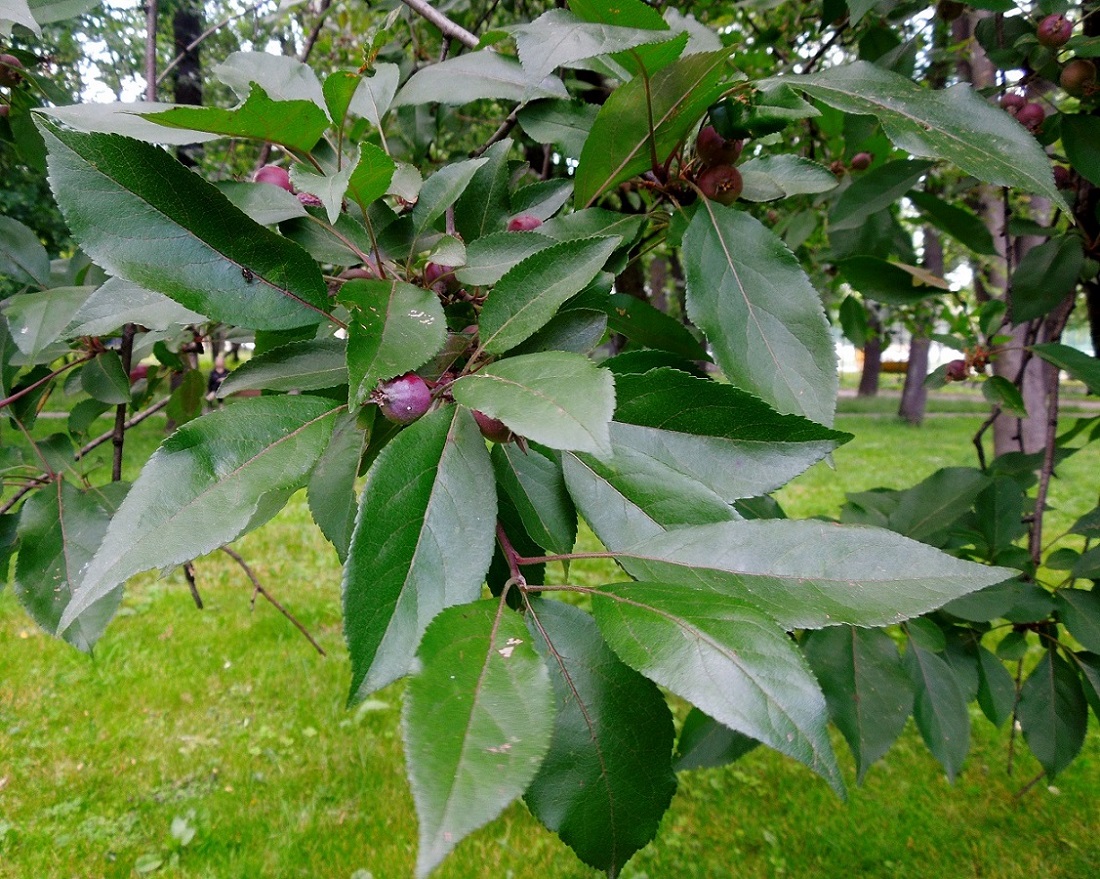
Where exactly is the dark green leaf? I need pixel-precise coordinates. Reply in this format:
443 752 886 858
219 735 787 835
165 368 204 426
217 338 347 397
684 203 838 426
1061 116 1100 187
491 444 576 554
906 190 996 255
591 582 843 795
1077 652 1100 719
40 121 329 330
838 295 868 348
611 519 1015 629
0 215 51 286
1031 343 1100 395
1010 236 1083 324
905 640 970 781
67 277 205 338
982 375 1027 418
80 350 130 405
0 513 18 587
802 626 912 782
517 99 598 156
738 155 838 202
674 709 759 771
509 309 607 357
976 645 1016 727
973 477 1027 560
307 412 363 562
454 139 512 242
341 279 447 408
346 143 396 210
1055 589 1100 653
451 352 615 454
1017 649 1088 779
403 600 553 879
777 62 1066 209
838 256 941 306
575 49 733 207
456 232 557 286
831 160 934 231
1070 506 1100 539
480 237 619 354
140 84 328 152
14 480 120 652
343 407 495 699
58 396 339 633
603 294 708 360
885 467 989 545
525 599 676 874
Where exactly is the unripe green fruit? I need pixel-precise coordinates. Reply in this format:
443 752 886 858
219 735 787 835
374 373 432 425
696 125 743 166
849 152 873 171
697 164 743 205
0 54 23 88
1060 59 1097 96
472 410 514 444
1036 14 1073 49
253 164 292 191
507 214 543 232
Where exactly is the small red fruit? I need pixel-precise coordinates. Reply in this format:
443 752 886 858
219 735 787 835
697 164 743 205
472 410 514 444
0 54 23 88
253 164 293 191
339 258 382 281
374 373 432 425
945 359 969 382
999 92 1026 114
1036 14 1073 49
424 261 459 294
297 191 323 207
1053 165 1072 189
507 214 543 232
1014 102 1045 132
696 125 744 166
1060 58 1097 96
849 152 873 171
0 104 8 119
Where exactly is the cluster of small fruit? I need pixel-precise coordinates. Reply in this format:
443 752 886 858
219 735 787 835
691 125 744 205
0 51 26 119
252 162 536 438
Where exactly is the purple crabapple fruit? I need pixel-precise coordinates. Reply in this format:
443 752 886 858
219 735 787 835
1036 14 1073 49
507 214 543 232
374 373 432 425
472 410 514 444
696 125 744 166
253 164 293 191
697 164 743 205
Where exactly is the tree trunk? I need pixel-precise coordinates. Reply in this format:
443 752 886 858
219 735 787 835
172 0 203 167
858 333 882 397
898 226 941 424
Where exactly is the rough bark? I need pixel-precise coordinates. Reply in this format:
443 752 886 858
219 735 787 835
172 0 203 167
858 328 882 397
898 227 941 424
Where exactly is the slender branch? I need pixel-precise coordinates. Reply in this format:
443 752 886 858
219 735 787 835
144 0 158 102
220 546 327 656
157 1 267 87
470 106 519 158
299 0 335 64
1029 363 1061 565
400 0 479 49
112 325 137 482
495 522 525 585
183 561 203 609
514 550 618 566
0 355 92 411
1013 769 1047 800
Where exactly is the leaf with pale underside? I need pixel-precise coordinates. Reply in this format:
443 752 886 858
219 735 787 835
39 121 329 330
217 338 347 397
57 396 340 633
525 599 676 875
451 352 615 454
684 203 838 426
393 51 568 107
403 600 553 879
343 407 496 700
591 582 843 795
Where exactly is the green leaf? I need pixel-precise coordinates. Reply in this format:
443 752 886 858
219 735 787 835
1031 343 1100 395
509 308 607 357
976 645 1016 728
738 155 839 203
217 180 307 226
349 63 400 126
343 407 495 699
611 368 848 500
674 709 759 771
973 477 1027 559
14 480 121 652
1 0 40 36
803 626 912 782
885 467 989 545
217 338 347 397
684 202 838 426
982 375 1028 418
36 102 221 145
603 294 708 360
510 178 573 221
591 582 843 795
454 139 512 242
568 0 681 76
525 599 676 873
517 99 598 156
905 639 970 781
165 368 204 426
776 61 1066 210
409 157 490 245
575 49 733 207
2 287 92 361
1055 589 1100 653
610 519 1014 630
393 51 568 107
838 295 868 348
1070 506 1100 539
0 512 18 587
214 51 326 107
906 190 996 256
512 9 672 88
1061 116 1100 187
491 444 576 554
830 160 934 232
81 350 130 405
39 122 329 330
340 279 446 408
456 232 556 286
480 237 619 354
1010 236 1084 324
1017 649 1088 779
0 215 51 286
140 84 329 152
452 352 615 454
1077 652 1100 719
58 396 339 633
308 412 364 563
322 70 361 128
837 256 941 306
403 600 553 879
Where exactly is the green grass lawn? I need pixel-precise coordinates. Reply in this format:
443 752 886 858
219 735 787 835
2 407 1099 879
